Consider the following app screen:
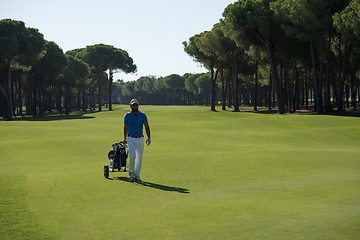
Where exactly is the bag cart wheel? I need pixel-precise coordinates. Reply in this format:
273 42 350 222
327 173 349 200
104 164 109 178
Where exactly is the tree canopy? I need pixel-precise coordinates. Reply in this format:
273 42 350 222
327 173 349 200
0 21 137 119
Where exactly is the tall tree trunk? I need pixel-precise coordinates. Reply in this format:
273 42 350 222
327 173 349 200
336 36 345 112
14 72 19 116
350 69 356 111
221 69 226 111
299 69 304 108
283 62 290 113
325 33 332 111
310 40 322 113
266 39 285 114
17 72 23 116
254 61 258 112
48 81 53 112
287 65 294 113
11 72 16 117
345 43 352 110
346 72 350 109
109 68 113 111
305 69 309 110
82 89 87 112
39 77 44 117
77 89 81 111
210 67 216 111
211 68 220 111
57 84 62 115
337 42 352 112
227 73 232 108
268 70 272 110
65 85 70 115
319 39 324 112
98 71 102 111
25 80 31 115
6 63 13 120
32 77 38 117
293 68 299 111
0 79 8 118
225 75 230 109
232 54 239 112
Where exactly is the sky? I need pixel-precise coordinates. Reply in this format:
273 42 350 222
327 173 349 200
1 0 235 81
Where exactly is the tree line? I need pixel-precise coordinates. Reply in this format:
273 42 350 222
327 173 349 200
182 0 360 114
0 19 136 120
112 73 213 106
112 71 269 108
2 0 360 120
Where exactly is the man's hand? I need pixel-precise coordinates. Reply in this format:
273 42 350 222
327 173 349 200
146 138 151 146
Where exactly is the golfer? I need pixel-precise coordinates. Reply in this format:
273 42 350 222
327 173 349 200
123 99 151 182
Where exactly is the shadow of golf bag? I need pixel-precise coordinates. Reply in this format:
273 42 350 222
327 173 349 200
104 142 128 178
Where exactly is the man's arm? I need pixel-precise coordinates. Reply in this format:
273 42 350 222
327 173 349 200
123 122 128 143
144 121 151 139
144 121 151 146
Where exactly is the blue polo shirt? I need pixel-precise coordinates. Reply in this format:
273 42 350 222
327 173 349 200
124 111 148 137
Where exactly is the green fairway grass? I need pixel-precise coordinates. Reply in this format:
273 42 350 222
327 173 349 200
1 105 359 239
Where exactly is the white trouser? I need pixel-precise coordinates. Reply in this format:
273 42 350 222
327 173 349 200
127 137 144 177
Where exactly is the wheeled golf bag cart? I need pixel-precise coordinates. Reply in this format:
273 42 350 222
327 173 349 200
104 142 128 178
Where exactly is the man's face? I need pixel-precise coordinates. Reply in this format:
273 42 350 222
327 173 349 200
130 103 139 113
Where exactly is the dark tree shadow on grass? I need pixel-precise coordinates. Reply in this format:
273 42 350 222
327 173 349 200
7 113 95 121
111 176 190 194
249 108 360 117
247 109 279 114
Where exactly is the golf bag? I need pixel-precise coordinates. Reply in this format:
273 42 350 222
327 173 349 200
108 142 127 170
104 142 128 178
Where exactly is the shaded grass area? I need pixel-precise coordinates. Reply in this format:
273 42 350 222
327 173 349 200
6 111 96 121
0 105 359 239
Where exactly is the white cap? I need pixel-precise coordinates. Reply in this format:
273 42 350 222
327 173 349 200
130 99 139 105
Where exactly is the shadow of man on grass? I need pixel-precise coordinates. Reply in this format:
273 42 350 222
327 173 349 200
112 177 190 194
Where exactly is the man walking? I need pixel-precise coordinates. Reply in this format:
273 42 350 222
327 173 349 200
123 99 151 182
